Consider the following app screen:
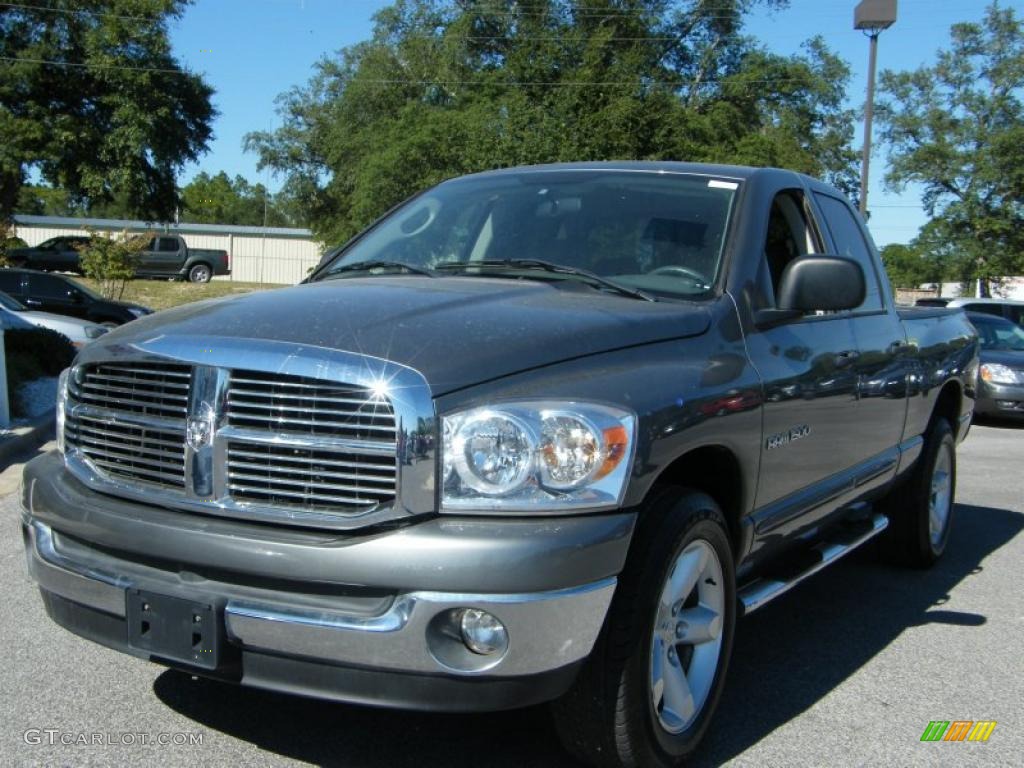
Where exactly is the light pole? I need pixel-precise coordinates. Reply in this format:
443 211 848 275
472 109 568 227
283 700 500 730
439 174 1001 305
854 0 897 216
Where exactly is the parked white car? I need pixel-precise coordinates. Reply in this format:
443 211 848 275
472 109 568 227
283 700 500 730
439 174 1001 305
0 291 108 347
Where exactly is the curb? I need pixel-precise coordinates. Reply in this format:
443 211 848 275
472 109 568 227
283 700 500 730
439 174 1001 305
0 408 56 469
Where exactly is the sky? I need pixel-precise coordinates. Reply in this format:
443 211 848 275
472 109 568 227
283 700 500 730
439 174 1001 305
168 0 1004 247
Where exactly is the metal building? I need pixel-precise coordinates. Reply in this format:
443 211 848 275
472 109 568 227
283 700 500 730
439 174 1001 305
11 215 324 285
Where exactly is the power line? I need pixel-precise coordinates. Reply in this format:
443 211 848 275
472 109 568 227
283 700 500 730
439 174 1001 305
0 55 838 87
0 55 187 74
0 2 166 23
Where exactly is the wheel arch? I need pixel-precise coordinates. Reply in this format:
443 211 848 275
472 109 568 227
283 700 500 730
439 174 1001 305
646 444 746 559
929 380 962 435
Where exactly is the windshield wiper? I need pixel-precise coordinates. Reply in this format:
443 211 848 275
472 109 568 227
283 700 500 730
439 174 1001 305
323 260 436 279
436 259 656 302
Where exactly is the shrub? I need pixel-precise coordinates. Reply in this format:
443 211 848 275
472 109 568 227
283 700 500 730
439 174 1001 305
0 219 28 267
79 229 150 299
3 327 75 418
4 327 77 375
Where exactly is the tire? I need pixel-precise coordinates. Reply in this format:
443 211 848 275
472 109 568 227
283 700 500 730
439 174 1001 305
187 263 212 283
880 417 956 568
552 488 736 768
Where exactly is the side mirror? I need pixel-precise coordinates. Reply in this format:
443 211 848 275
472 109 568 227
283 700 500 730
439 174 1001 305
777 256 866 313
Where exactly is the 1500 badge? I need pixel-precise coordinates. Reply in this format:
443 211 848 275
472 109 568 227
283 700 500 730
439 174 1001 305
766 424 811 450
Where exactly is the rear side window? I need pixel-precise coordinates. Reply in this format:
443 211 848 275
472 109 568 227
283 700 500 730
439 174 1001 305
28 274 72 299
0 272 23 295
157 237 179 252
813 193 885 311
961 303 1003 319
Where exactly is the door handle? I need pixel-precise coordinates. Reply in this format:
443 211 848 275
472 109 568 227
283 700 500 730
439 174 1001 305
24 298 41 306
834 350 860 368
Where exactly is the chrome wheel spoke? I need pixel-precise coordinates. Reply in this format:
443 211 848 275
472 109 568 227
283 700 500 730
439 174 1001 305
668 546 707 604
662 658 696 724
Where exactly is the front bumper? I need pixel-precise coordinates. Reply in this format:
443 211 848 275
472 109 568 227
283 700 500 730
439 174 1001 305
22 452 634 711
975 380 1024 417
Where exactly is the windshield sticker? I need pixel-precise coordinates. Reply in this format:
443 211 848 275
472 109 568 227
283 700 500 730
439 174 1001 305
708 180 739 190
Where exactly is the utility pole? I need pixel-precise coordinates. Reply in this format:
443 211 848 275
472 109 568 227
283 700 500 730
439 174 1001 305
854 0 897 216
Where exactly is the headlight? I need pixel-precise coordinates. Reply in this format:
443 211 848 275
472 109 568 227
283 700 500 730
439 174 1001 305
84 325 108 339
980 363 1024 385
127 307 150 318
55 368 70 454
442 402 635 513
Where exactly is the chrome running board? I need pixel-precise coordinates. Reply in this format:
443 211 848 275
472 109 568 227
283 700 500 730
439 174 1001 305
738 512 888 615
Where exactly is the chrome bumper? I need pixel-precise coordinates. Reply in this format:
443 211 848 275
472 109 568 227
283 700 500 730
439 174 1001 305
24 519 616 678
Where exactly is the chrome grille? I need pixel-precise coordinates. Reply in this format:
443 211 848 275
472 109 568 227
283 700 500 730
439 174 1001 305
62 354 410 526
72 362 191 419
226 370 397 440
226 443 396 508
66 362 189 489
225 369 398 512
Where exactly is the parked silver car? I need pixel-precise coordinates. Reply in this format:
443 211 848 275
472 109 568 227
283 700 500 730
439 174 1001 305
0 291 108 347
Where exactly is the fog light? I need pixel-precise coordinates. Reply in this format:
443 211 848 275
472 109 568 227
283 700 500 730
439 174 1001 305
459 609 508 656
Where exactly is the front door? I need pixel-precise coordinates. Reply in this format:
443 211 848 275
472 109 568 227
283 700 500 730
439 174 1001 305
25 274 87 319
744 190 862 539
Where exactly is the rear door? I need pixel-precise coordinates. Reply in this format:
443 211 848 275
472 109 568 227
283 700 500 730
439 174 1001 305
25 273 87 319
811 191 908 469
0 271 26 299
148 237 184 275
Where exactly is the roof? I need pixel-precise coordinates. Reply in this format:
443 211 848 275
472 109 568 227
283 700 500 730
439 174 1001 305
449 161 799 183
947 297 1024 306
12 214 314 239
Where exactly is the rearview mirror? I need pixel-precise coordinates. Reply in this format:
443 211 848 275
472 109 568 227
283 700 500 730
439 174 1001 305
776 256 866 313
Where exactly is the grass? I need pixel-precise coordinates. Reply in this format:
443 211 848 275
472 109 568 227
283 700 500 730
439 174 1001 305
76 278 286 311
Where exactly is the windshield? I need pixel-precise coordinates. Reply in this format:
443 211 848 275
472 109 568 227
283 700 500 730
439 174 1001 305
971 315 1024 351
316 171 738 299
0 291 26 311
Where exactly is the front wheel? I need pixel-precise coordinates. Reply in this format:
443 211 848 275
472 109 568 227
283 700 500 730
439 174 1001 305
552 488 736 767
188 263 212 283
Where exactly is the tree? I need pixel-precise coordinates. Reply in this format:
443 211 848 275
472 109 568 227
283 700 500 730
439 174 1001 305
880 243 946 290
245 0 857 244
0 1 216 221
878 3 1024 296
180 172 298 227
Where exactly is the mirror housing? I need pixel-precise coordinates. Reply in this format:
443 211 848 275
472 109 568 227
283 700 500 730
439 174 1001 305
776 256 866 313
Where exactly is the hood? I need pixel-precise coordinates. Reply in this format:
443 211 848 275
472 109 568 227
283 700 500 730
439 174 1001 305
22 309 98 329
92 276 711 394
980 349 1024 369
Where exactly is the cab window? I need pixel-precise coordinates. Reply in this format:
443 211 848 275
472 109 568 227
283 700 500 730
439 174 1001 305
762 190 820 305
813 193 885 311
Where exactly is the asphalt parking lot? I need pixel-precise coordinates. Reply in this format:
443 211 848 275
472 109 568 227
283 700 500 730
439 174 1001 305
1 424 1021 768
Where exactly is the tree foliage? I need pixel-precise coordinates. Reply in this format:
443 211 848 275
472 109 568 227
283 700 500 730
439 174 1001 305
0 1 216 221
878 2 1024 291
880 243 946 290
245 0 858 244
180 172 301 227
79 230 149 300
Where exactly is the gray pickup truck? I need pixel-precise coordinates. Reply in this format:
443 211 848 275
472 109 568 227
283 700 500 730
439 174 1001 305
136 234 231 283
21 163 978 767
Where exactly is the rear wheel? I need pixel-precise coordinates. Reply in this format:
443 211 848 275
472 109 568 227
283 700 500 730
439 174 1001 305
552 488 736 767
188 263 212 283
880 417 956 567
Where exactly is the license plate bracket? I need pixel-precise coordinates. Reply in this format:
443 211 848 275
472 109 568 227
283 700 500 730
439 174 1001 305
126 590 221 670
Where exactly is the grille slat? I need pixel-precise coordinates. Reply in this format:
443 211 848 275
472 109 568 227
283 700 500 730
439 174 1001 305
226 482 389 507
227 459 393 485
